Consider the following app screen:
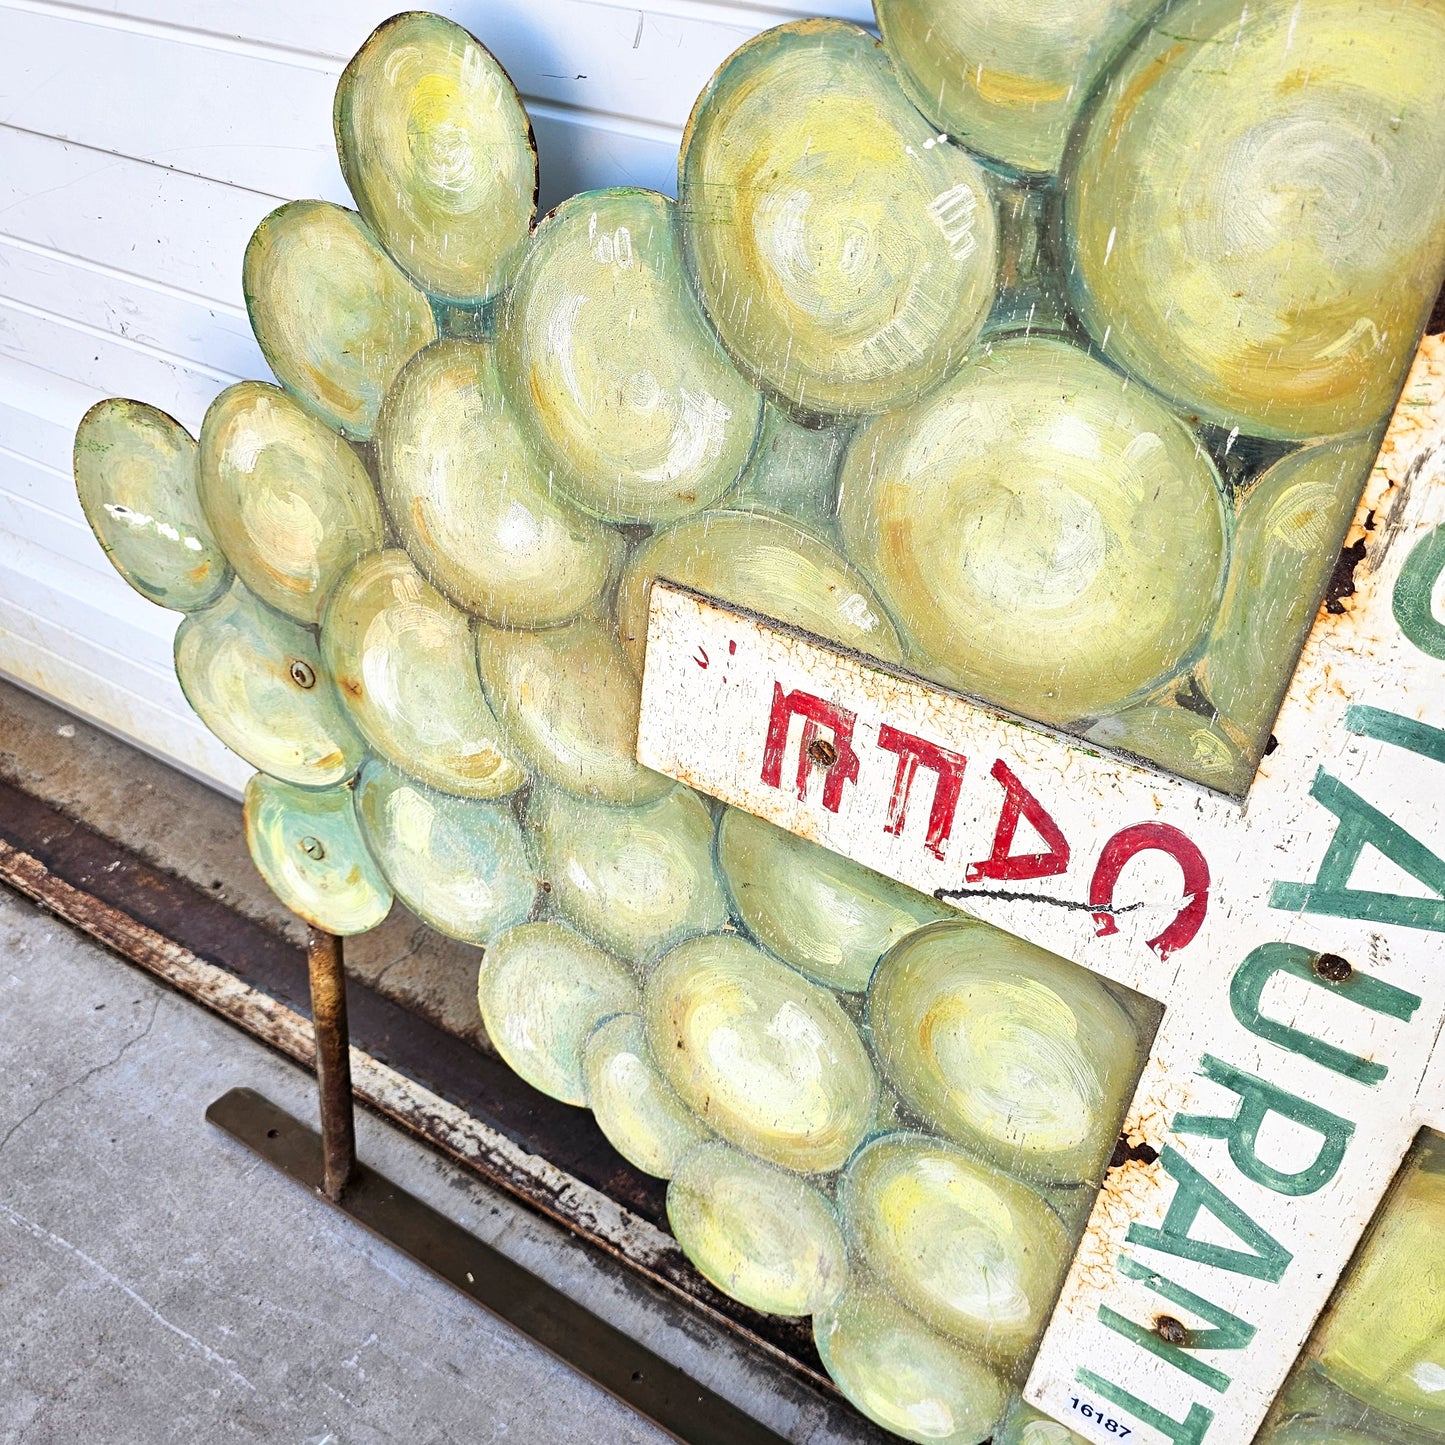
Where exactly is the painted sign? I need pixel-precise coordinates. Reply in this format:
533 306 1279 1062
637 352 1445 1444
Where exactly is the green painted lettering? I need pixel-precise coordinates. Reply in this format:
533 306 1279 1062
1098 1255 1256 1392
1347 704 1445 765
1231 941 1421 1084
1127 1145 1292 1282
1172 1054 1355 1196
1392 525 1445 660
1270 769 1445 933
1076 1368 1213 1445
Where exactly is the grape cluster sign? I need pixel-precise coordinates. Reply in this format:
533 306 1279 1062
637 348 1445 1445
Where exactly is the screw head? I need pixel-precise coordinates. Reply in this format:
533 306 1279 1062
299 835 326 861
1154 1315 1188 1346
807 737 839 768
289 659 317 689
1314 952 1353 983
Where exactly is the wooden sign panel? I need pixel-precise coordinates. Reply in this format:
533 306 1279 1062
637 346 1445 1444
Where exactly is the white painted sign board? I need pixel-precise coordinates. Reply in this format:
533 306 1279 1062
637 342 1445 1443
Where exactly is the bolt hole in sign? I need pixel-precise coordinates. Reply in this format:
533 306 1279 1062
639 324 1445 1445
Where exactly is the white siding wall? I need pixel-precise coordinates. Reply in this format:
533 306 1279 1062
0 0 869 795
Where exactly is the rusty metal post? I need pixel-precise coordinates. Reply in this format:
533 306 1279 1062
306 926 355 1200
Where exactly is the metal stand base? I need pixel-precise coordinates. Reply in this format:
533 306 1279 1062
207 1089 784 1445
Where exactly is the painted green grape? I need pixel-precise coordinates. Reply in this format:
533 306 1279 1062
477 921 639 1106
527 784 727 964
717 807 953 992
616 510 903 676
197 381 384 625
377 339 622 627
335 12 536 305
476 611 669 806
842 1133 1068 1361
645 933 878 1173
581 1014 712 1178
321 550 526 799
353 758 537 945
243 200 437 441
868 919 1138 1183
839 337 1227 726
1065 0 1445 439
875 0 1161 175
1201 433 1385 760
815 1281 1009 1445
73 399 229 613
243 772 391 936
667 1141 847 1316
499 188 762 524
1315 1142 1445 1431
174 580 364 789
995 1401 1088 1445
679 20 999 416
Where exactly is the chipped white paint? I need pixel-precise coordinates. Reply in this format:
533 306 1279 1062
638 338 1445 1443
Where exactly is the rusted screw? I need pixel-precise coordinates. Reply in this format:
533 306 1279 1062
1314 952 1353 983
1154 1315 1188 1346
290 659 317 689
300 835 326 861
807 737 839 768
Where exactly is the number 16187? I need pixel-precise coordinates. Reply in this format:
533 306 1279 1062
1070 1398 1132 1437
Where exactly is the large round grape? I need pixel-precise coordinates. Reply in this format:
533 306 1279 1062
581 1013 712 1179
868 919 1138 1183
814 1281 1009 1445
334 12 535 306
679 20 998 417
197 382 384 625
243 201 437 441
243 773 391 936
666 1141 847 1317
527 784 728 964
616 510 902 675
1201 432 1383 758
321 550 526 799
839 338 1228 726
352 758 537 945
842 1133 1068 1361
499 188 762 525
73 399 229 613
874 0 1160 176
1315 1143 1445 1430
477 921 639 1106
717 807 952 991
476 612 670 806
1064 0 1445 440
645 933 878 1173
175 580 365 788
377 339 622 627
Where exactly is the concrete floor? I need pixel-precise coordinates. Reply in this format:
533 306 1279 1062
0 884 876 1444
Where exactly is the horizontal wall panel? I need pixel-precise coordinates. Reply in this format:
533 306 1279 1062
0 354 101 474
0 236 268 380
9 0 872 130
0 485 115 579
0 127 274 310
0 299 233 435
0 7 684 212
